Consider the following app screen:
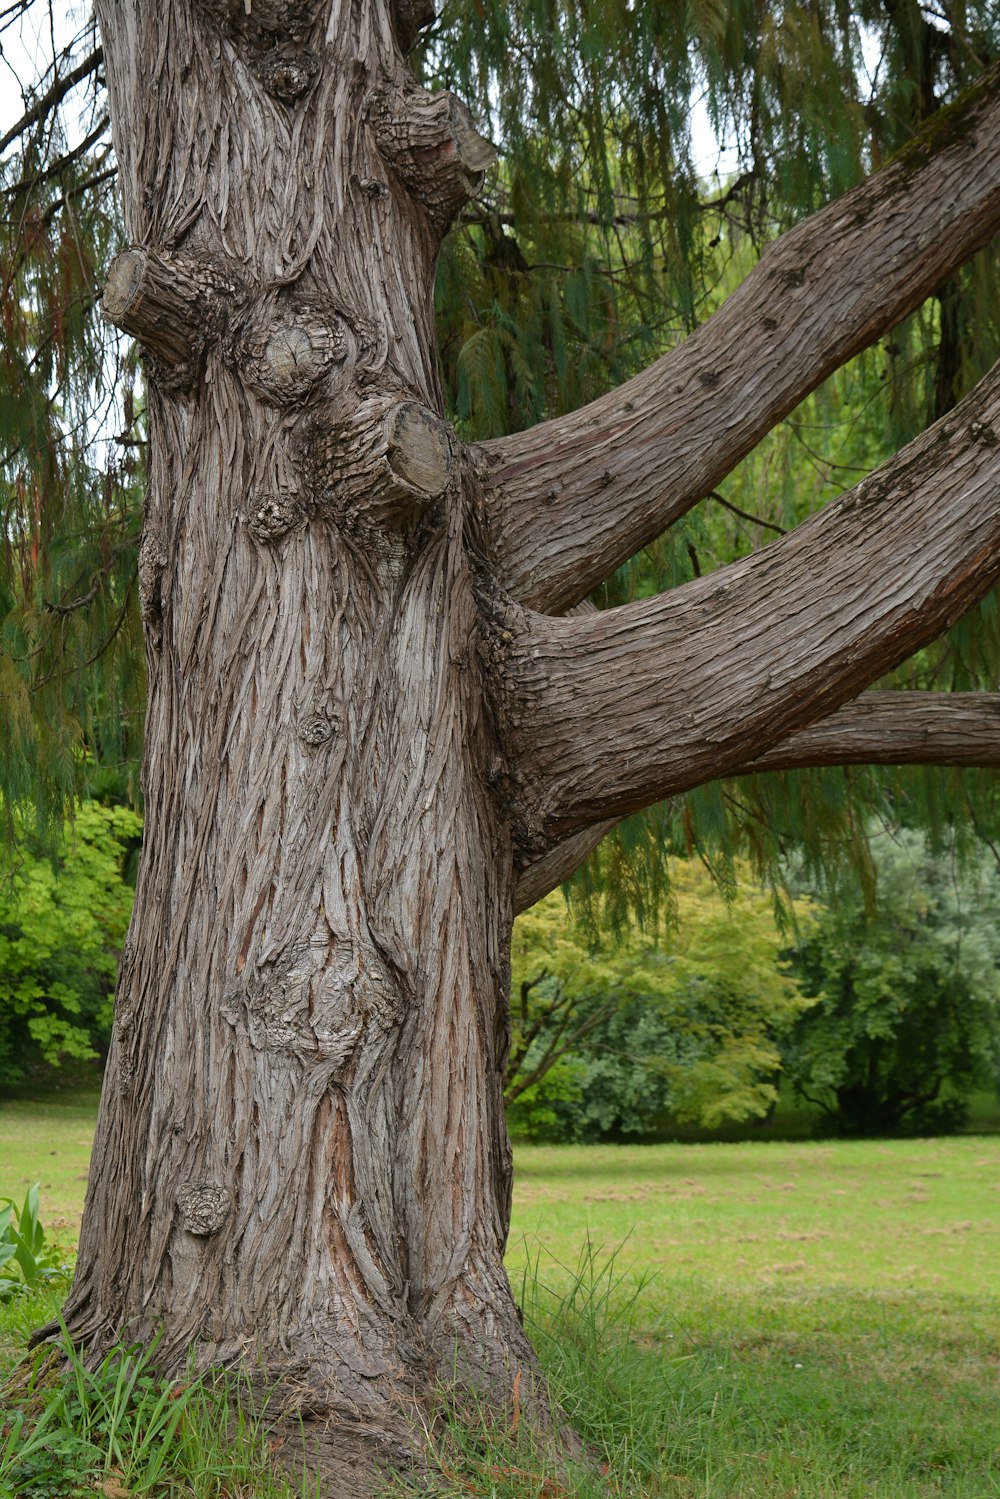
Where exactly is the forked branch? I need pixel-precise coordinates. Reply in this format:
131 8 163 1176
481 62 1000 613
507 363 1000 842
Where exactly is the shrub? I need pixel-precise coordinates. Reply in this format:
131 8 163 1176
507 864 816 1141
0 802 140 1078
782 829 1000 1135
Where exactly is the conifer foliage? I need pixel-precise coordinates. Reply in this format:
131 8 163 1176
1 2 998 876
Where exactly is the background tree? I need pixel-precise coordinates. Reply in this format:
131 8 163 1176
507 867 815 1141
0 800 140 1079
0 0 999 1486
783 828 1000 1135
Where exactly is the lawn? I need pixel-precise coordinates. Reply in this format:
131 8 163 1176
1 1092 999 1496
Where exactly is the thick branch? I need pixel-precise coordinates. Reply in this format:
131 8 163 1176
514 822 615 913
482 62 1000 612
508 364 1000 842
743 690 1000 772
512 692 1000 909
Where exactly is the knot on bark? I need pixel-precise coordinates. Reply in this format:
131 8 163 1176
197 3 322 106
233 299 349 405
298 709 337 746
113 934 139 1034
243 490 305 543
306 395 455 543
138 526 168 648
309 944 404 1072
103 248 224 392
117 1043 136 1092
255 45 320 102
369 85 497 230
223 971 309 1054
176 1182 231 1237
220 943 403 1076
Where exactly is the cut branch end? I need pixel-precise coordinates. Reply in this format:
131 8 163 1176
103 247 215 385
385 400 454 497
370 87 497 229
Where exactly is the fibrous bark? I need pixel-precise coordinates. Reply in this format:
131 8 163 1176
65 0 529 1473
742 690 1000 772
59 5 1000 1492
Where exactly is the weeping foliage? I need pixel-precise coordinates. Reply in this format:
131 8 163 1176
0 1 998 899
0 8 144 849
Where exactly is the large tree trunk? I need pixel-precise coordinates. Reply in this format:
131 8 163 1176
59 0 533 1462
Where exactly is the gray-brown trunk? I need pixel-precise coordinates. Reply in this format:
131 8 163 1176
60 0 532 1436
53 4 1000 1479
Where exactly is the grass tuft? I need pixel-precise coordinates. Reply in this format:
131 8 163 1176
0 1319 318 1499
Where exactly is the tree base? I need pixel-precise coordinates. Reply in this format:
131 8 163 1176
270 1413 417 1499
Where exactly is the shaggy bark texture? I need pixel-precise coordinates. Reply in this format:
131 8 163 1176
57 4 1000 1491
64 1 532 1476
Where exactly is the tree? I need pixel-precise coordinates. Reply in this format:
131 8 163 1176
3 0 1000 1484
783 828 1000 1135
0 801 140 1077
506 869 815 1141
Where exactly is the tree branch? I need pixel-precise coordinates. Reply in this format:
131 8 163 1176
3 117 111 197
514 822 617 913
512 691 1000 910
480 62 1000 613
742 690 1000 772
102 246 222 388
506 362 1000 845
0 47 104 157
369 84 496 231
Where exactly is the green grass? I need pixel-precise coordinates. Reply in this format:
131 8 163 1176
0 1297 316 1498
0 1087 99 1243
507 1134 1000 1292
1 1094 999 1496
